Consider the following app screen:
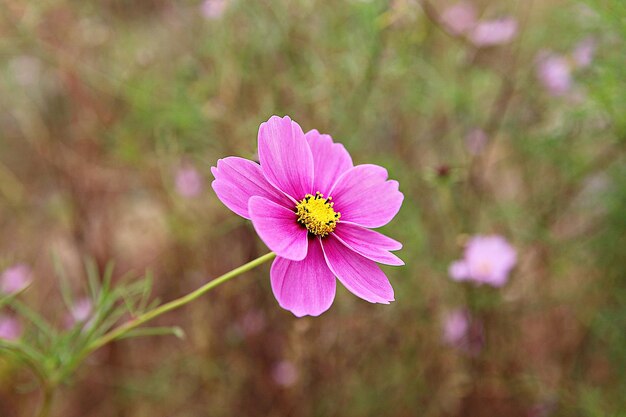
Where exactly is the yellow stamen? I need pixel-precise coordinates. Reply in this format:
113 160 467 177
295 192 340 237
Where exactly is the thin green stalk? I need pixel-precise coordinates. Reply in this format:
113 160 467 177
36 383 55 417
84 252 275 355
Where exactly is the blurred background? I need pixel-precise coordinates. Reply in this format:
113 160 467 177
1 0 625 416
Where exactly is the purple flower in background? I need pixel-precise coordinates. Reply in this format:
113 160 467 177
442 308 469 345
65 298 94 329
441 2 477 35
200 0 228 20
1 264 32 294
240 310 266 336
0 316 22 341
465 128 488 155
442 309 484 354
536 53 572 96
449 235 517 287
572 38 595 69
176 165 203 198
71 298 93 323
212 115 404 316
470 18 518 47
440 3 517 47
272 360 299 387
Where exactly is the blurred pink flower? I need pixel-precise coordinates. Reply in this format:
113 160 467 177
439 3 517 47
1 264 32 294
272 360 299 387
240 310 266 336
200 0 228 20
442 308 469 345
536 53 572 96
572 38 595 69
71 298 93 323
465 128 488 155
211 115 403 317
441 2 477 35
449 235 517 287
176 166 204 198
442 309 484 354
0 316 22 341
469 18 518 47
65 298 94 330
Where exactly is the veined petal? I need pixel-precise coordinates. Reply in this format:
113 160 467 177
330 164 403 228
321 236 394 304
248 196 308 261
333 223 404 266
305 129 353 195
258 115 314 200
211 157 292 219
270 238 336 317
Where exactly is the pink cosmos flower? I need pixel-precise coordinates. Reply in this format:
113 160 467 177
0 316 22 341
442 309 469 345
211 115 404 317
536 53 572 96
464 128 488 155
239 310 266 336
200 0 228 20
71 298 93 323
271 360 299 387
175 165 203 198
1 264 32 294
440 3 517 47
442 308 483 355
441 2 477 35
64 297 94 329
469 17 518 47
449 235 517 287
572 38 595 69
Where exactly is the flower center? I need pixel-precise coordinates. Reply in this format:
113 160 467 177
477 261 492 276
295 192 340 237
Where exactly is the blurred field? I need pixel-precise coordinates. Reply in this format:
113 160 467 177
1 0 626 416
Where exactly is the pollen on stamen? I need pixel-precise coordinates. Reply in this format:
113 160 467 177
295 192 340 237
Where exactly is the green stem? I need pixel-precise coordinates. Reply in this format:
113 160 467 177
36 383 55 417
84 252 276 355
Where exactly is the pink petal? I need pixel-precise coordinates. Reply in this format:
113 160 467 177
270 238 336 317
258 115 314 200
449 260 469 281
211 157 292 219
175 166 203 198
441 2 477 35
329 164 403 228
248 196 308 261
333 223 404 266
470 18 518 47
321 236 394 304
572 38 595 69
0 316 22 341
305 129 353 195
